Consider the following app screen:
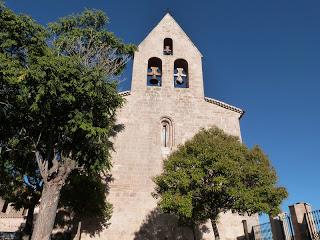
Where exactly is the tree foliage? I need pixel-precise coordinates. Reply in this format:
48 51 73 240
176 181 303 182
48 9 135 73
0 4 47 233
0 4 134 240
153 127 288 228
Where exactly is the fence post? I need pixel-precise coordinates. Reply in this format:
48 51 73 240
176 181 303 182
289 202 312 240
305 210 320 240
242 220 249 240
281 213 296 240
270 214 285 240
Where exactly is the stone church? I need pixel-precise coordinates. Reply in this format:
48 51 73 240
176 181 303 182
82 13 259 240
0 12 259 240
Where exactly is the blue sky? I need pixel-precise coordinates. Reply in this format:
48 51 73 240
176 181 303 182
6 0 320 218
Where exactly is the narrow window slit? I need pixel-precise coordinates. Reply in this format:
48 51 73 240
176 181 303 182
160 117 173 148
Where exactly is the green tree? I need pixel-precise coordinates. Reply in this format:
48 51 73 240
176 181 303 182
0 4 134 240
0 2 47 235
153 127 288 239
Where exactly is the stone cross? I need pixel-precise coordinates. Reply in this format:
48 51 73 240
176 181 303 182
174 68 187 84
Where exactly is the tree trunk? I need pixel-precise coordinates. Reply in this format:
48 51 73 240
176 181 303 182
192 223 197 240
210 219 220 240
23 203 35 236
31 183 62 240
73 221 81 240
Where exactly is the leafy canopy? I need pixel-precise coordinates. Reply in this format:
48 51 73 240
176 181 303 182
154 127 288 224
0 5 134 236
48 9 135 73
0 2 48 210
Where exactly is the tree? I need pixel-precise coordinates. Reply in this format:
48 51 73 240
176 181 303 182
153 127 288 239
0 3 48 235
0 4 135 240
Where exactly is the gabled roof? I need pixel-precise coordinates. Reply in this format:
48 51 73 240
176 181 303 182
138 12 203 57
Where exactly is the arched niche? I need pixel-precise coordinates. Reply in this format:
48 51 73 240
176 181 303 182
160 117 174 148
147 57 162 86
174 59 188 88
163 38 173 55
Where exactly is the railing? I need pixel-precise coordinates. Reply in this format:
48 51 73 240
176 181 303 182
306 209 320 240
282 214 295 240
252 222 273 240
0 232 20 240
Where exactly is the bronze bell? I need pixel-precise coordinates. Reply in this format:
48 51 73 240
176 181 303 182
174 67 187 85
148 66 161 85
150 75 159 85
164 45 172 55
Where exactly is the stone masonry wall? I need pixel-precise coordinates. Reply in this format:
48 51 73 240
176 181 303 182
81 13 258 240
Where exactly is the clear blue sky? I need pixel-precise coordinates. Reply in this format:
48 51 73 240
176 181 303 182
6 0 320 217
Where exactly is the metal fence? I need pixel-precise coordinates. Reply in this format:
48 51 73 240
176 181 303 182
0 232 20 240
253 222 273 240
282 214 295 240
306 209 320 240
252 213 295 240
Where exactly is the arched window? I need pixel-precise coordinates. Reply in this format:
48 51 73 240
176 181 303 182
147 57 162 86
174 59 188 88
161 117 173 148
163 38 173 55
161 121 170 147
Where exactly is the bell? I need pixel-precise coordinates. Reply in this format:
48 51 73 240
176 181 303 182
176 79 183 85
164 45 172 55
150 75 159 85
148 66 161 85
174 67 187 85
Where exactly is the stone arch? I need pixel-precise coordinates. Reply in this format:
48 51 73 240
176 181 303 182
174 59 188 88
163 38 173 55
160 116 174 148
147 57 162 86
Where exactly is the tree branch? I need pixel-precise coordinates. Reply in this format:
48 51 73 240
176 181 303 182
35 151 48 183
51 157 77 185
61 36 130 77
35 130 43 147
48 153 59 177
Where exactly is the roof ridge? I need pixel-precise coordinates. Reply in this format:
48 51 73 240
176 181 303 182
204 97 245 118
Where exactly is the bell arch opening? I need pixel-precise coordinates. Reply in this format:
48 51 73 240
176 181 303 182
147 57 162 86
160 117 174 148
174 59 188 88
163 38 173 55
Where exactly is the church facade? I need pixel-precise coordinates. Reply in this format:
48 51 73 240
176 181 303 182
0 12 259 240
82 13 259 240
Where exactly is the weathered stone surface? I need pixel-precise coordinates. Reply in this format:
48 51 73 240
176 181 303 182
289 203 312 240
81 13 258 240
0 200 26 232
0 13 258 239
0 218 25 232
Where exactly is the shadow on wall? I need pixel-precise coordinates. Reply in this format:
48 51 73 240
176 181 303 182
134 208 209 240
51 173 114 240
236 236 246 240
